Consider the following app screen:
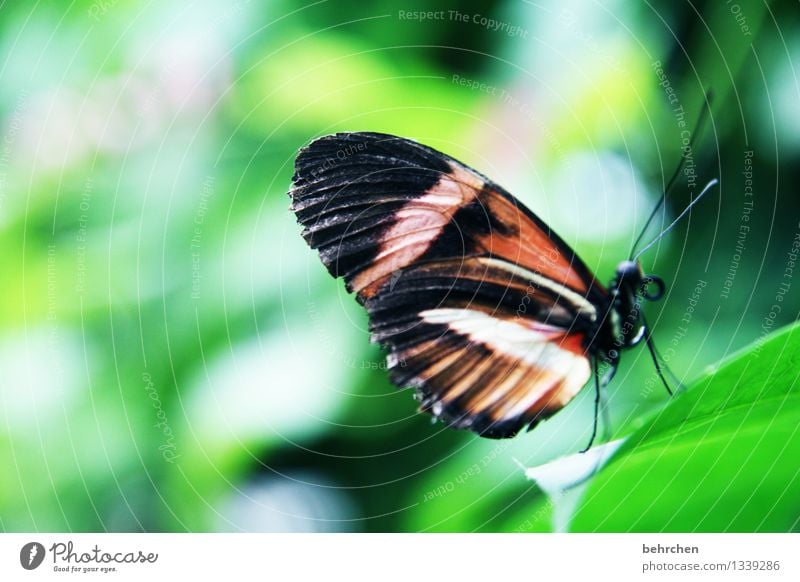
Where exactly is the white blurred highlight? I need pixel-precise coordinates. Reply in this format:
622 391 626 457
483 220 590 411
187 313 353 445
522 438 626 532
0 327 83 433
549 151 651 242
215 472 357 532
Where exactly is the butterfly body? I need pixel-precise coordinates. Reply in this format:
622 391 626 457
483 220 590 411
289 132 663 439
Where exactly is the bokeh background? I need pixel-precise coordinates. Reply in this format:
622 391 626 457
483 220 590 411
0 0 798 532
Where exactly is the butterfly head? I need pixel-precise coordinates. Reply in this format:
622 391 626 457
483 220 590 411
610 260 665 348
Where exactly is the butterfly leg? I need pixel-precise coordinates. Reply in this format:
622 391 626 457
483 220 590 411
580 355 617 453
645 334 672 396
579 360 601 453
599 371 613 443
640 313 684 396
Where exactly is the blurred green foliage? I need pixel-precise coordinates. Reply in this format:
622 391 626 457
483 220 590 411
0 0 798 532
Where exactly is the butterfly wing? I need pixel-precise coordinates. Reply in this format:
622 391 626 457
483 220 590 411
289 132 607 438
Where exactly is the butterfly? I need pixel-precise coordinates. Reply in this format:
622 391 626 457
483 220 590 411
288 131 715 442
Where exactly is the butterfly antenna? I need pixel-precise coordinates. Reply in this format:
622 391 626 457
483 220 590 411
632 177 718 261
629 90 714 260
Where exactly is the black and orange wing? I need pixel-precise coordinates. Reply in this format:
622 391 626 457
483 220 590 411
289 132 607 438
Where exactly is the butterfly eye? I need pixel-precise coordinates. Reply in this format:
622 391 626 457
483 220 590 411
642 275 665 301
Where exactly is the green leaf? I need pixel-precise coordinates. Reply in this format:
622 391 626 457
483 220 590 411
571 322 800 532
